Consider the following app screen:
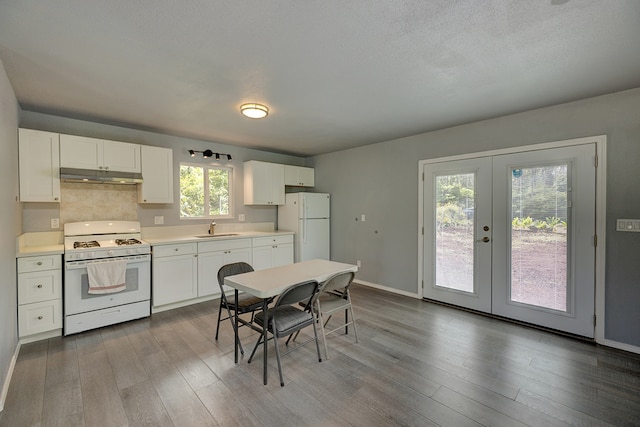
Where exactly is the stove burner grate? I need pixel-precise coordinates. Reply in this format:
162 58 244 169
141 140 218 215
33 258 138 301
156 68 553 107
115 238 142 246
73 240 100 249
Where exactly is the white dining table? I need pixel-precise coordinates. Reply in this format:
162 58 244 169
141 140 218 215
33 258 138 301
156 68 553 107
224 259 358 385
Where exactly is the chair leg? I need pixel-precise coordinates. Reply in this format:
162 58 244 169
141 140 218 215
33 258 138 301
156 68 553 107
226 306 244 355
215 302 224 340
311 314 322 363
349 305 359 343
318 310 330 360
247 332 263 364
344 308 349 335
273 328 285 387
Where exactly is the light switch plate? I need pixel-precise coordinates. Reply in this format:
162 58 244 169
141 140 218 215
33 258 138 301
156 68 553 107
51 218 59 229
238 214 245 222
616 219 640 232
154 216 164 225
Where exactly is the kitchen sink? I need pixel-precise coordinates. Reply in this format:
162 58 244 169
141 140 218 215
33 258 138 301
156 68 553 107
194 233 240 238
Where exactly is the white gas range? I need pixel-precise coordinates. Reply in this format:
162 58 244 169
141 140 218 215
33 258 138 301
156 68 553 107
63 221 151 335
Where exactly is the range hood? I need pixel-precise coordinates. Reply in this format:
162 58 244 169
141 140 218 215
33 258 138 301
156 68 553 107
60 167 143 184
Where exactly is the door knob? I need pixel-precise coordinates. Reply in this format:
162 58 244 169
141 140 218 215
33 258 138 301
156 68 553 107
477 236 490 243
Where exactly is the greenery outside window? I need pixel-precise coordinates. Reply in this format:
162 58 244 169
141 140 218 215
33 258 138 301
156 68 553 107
180 163 233 219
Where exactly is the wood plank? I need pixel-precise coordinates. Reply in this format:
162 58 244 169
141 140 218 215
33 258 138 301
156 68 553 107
45 336 79 388
77 349 128 427
101 325 149 390
140 350 218 426
119 380 174 427
41 379 84 427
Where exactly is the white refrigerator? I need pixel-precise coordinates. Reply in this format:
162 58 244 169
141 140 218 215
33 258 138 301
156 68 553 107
278 192 330 262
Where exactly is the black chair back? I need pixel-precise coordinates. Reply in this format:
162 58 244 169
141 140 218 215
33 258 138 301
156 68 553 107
217 262 254 293
276 280 319 310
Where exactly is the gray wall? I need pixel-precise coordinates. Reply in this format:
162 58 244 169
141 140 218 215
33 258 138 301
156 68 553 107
0 59 20 409
311 88 640 348
20 112 306 232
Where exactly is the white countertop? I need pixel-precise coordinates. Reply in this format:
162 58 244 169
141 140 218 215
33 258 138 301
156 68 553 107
16 231 64 257
16 223 294 256
144 230 295 246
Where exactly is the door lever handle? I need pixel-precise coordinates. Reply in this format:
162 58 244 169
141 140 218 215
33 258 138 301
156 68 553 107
477 236 490 243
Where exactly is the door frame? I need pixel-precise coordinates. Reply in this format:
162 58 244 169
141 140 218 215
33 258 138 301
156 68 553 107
418 135 607 343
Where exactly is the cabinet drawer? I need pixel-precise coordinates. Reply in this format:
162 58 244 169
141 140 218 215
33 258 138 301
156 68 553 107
17 254 62 273
153 243 197 258
198 238 252 253
18 270 62 304
18 299 62 337
252 234 294 247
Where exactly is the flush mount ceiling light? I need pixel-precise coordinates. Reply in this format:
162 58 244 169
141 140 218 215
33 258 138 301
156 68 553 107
240 103 269 119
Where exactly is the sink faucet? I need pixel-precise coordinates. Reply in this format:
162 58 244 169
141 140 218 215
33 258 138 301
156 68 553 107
208 221 217 235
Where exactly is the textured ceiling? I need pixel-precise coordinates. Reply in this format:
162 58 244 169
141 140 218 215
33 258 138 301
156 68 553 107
1 1 639 156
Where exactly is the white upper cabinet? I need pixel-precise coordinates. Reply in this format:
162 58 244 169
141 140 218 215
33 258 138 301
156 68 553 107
60 134 141 173
138 145 173 203
244 160 285 205
284 165 315 187
18 128 61 202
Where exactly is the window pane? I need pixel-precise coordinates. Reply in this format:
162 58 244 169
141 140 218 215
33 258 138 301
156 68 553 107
510 164 568 311
180 165 205 217
435 173 475 293
208 168 229 215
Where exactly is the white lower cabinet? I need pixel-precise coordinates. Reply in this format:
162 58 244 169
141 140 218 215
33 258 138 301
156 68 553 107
252 235 294 270
152 243 198 307
197 238 252 297
151 234 294 310
17 254 63 341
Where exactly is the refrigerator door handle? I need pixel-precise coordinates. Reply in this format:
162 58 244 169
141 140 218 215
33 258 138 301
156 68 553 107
302 197 306 219
302 219 307 244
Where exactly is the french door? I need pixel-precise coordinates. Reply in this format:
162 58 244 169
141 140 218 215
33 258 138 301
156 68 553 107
423 144 596 337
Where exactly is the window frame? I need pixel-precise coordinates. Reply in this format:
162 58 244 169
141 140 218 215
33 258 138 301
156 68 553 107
179 162 234 220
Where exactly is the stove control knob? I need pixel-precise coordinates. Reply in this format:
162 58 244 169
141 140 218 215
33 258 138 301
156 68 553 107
108 250 115 256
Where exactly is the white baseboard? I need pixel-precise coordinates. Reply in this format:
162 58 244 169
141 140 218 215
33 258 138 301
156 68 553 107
353 279 420 299
601 338 640 355
0 341 20 412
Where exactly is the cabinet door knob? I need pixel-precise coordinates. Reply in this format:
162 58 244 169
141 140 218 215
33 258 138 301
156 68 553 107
37 316 43 320
37 261 43 265
174 248 179 251
37 284 43 288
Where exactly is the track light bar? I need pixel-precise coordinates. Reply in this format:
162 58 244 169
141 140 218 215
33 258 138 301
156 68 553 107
188 149 232 161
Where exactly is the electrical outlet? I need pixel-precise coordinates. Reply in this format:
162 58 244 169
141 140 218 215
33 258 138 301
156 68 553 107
238 214 246 222
360 214 366 222
356 260 362 268
51 218 59 229
154 216 164 225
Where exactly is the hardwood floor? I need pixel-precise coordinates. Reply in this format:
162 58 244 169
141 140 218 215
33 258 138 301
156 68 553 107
2 285 640 426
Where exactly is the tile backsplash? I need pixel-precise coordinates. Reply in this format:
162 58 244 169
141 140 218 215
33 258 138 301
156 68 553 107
60 182 138 224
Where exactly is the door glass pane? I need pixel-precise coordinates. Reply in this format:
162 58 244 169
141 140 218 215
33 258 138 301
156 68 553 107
435 173 475 293
510 164 568 311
